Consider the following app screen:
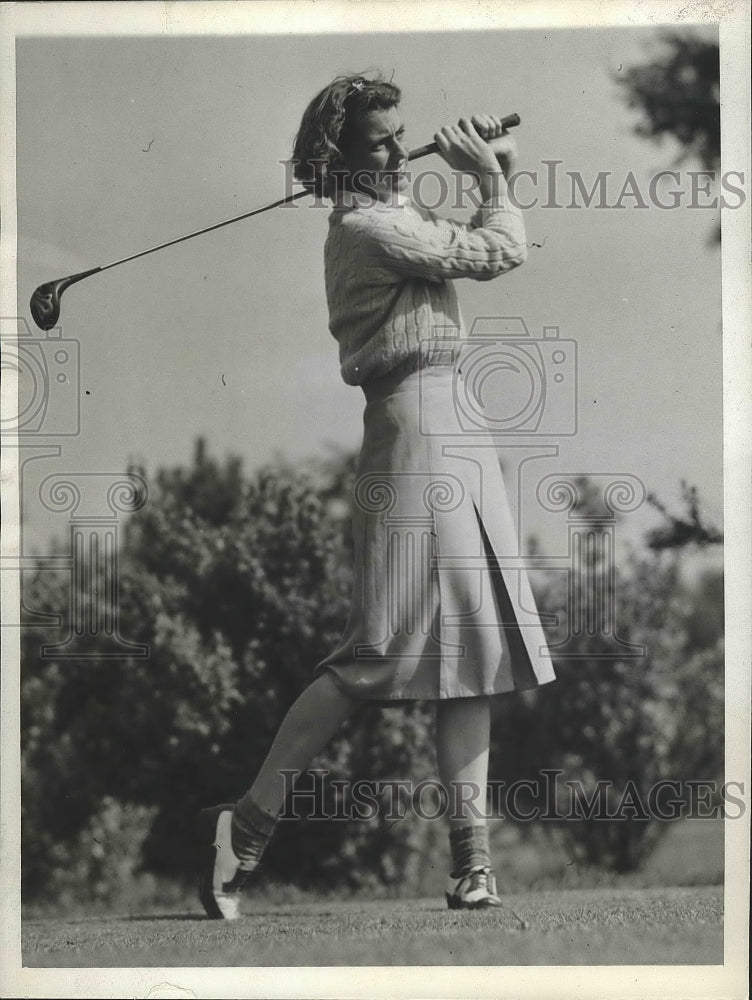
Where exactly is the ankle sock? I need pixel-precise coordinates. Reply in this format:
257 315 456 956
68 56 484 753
449 824 491 879
230 793 278 872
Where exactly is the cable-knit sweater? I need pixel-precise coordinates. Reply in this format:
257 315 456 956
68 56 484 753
324 193 527 386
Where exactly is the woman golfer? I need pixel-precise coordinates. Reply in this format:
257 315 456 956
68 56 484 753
199 73 555 919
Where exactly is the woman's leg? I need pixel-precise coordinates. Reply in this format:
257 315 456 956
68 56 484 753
435 696 491 829
247 671 361 816
201 671 361 919
435 696 501 908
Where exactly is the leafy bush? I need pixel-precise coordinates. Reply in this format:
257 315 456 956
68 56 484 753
21 441 436 898
489 481 724 872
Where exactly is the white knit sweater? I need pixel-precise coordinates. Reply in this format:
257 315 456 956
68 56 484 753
324 193 527 386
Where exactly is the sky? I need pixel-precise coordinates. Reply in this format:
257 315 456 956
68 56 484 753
12 20 728 570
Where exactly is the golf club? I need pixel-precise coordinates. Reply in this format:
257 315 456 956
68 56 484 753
29 112 520 331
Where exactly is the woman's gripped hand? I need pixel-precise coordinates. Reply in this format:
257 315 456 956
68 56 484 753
433 117 503 180
433 115 518 177
470 113 518 179
434 116 516 201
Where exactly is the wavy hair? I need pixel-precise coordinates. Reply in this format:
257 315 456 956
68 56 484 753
292 72 401 199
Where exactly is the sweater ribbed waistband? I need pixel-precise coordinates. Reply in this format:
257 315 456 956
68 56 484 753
362 356 456 403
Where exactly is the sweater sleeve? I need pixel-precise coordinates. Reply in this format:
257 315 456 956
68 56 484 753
361 196 528 283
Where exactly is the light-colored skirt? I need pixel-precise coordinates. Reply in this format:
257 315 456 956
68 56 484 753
314 361 556 701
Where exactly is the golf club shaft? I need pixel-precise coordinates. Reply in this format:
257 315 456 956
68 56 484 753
98 190 310 272
30 112 521 330
99 112 521 272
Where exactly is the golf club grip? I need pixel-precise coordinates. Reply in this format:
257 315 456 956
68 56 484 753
407 112 520 162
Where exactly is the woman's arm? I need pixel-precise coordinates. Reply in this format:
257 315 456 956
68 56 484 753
361 193 527 283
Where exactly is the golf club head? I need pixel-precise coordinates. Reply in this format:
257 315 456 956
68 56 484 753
29 267 101 331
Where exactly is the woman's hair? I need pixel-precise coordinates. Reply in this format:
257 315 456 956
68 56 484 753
292 72 401 198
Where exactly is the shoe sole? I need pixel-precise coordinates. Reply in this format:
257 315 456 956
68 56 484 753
197 803 236 919
446 892 502 910
446 892 529 927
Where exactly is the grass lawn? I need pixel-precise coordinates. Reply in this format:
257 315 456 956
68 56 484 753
22 885 723 967
21 818 727 968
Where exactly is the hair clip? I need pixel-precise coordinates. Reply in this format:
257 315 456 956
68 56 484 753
350 79 365 92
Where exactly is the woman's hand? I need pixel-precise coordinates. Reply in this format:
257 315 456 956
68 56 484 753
434 117 502 178
470 113 518 179
433 117 513 202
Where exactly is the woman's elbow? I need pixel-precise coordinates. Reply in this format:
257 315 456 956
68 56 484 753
473 244 528 281
507 241 529 268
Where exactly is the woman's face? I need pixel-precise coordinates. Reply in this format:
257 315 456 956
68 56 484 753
338 106 409 203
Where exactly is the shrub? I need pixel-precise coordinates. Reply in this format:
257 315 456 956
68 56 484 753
21 441 436 899
489 482 723 872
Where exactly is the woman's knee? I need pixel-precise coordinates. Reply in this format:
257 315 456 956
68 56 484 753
436 695 490 730
305 671 363 723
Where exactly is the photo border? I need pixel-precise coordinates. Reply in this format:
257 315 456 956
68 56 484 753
1 2 749 997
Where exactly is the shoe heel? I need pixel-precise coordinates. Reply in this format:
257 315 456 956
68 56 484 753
197 803 235 843
446 892 460 910
197 803 236 919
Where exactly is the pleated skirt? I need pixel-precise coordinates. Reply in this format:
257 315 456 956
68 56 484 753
314 360 556 701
